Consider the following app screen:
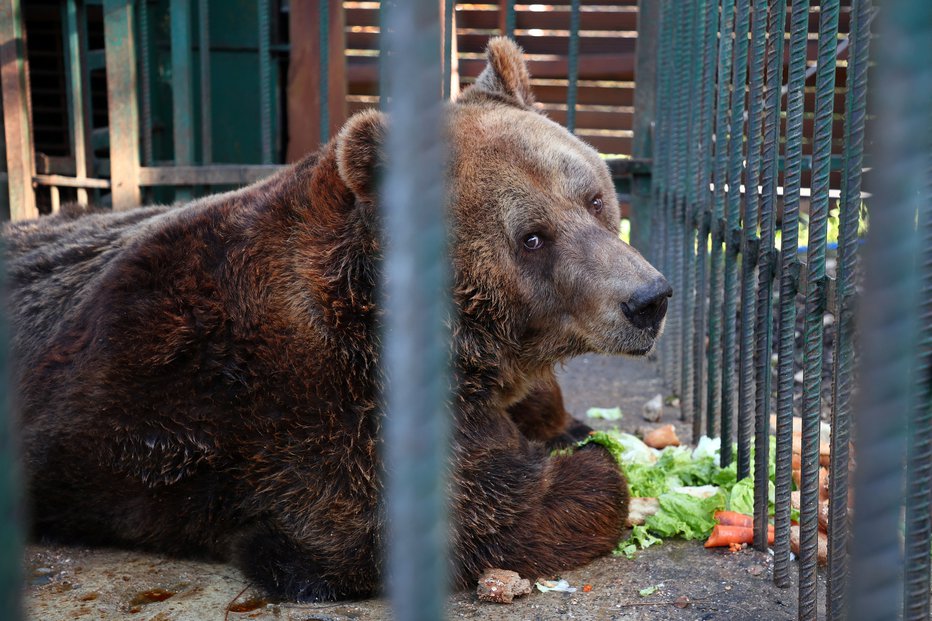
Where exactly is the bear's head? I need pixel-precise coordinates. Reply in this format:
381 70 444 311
335 38 670 369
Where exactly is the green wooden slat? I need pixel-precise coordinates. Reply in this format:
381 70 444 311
104 0 141 209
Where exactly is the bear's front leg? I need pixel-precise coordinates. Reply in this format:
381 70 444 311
507 371 593 449
451 428 628 586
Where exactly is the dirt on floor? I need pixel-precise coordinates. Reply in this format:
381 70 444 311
24 353 817 621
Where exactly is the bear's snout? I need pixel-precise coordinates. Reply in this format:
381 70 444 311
621 276 673 330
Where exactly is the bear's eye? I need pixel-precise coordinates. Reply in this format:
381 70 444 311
523 234 544 251
590 195 604 213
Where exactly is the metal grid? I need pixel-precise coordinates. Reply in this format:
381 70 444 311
650 0 932 619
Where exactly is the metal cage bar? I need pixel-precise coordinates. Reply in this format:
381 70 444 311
380 2 451 620
723 0 751 477
773 0 809 588
798 1 841 618
744 0 768 552
753 0 785 555
850 0 930 618
826 2 869 614
710 0 736 456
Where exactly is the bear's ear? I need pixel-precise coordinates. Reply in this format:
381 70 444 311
459 37 535 108
336 108 388 203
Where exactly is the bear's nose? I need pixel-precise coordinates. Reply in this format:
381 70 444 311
622 277 673 330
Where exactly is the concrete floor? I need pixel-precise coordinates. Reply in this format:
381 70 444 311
24 353 815 621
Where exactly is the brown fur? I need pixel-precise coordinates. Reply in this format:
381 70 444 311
6 38 667 602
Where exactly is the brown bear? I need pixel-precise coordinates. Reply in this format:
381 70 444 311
5 38 670 602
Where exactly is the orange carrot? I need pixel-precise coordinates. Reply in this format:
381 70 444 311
714 511 776 539
714 511 753 528
705 523 775 548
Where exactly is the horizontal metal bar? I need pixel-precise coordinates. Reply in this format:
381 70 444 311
33 174 110 189
137 165 283 186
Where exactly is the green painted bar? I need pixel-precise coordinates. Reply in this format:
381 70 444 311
319 0 330 142
773 0 810 589
63 0 90 205
901 0 932 615
199 0 212 164
629 0 660 256
103 0 142 210
504 0 515 38
0 0 36 220
850 0 929 617
566 0 580 133
138 0 153 166
710 0 736 455
443 0 454 100
258 0 272 163
171 0 194 201
827 0 868 612
0 241 21 619
0 97 7 217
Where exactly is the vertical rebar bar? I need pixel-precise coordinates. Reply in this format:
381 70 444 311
654 0 675 388
743 0 767 549
827 2 869 614
681 0 705 431
669 0 691 404
798 2 841 618
697 0 721 442
773 0 809 589
711 0 736 462
566 0 579 133
754 0 786 554
381 2 450 620
724 0 751 477
850 2 929 619
257 0 272 163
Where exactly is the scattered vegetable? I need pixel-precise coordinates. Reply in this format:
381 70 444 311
535 579 576 593
704 523 774 548
638 584 660 597
586 406 623 421
643 424 681 449
574 430 789 557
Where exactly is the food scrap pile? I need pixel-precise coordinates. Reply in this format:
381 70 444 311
567 417 834 561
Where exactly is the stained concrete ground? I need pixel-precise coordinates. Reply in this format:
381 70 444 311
24 354 817 621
